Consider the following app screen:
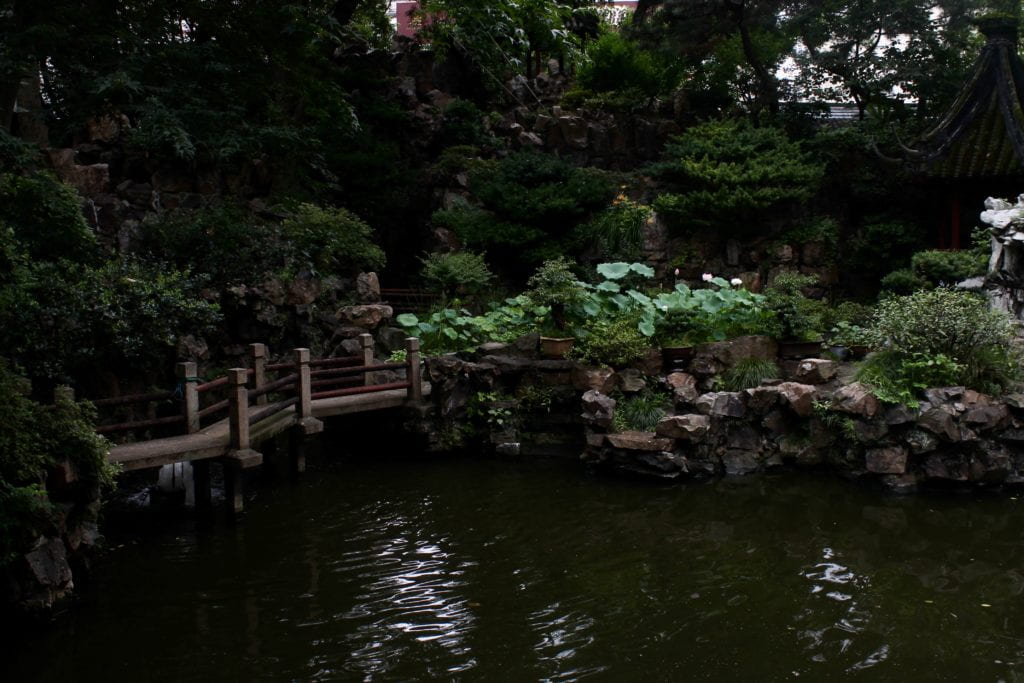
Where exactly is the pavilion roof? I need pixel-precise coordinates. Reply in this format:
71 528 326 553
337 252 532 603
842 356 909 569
916 17 1024 178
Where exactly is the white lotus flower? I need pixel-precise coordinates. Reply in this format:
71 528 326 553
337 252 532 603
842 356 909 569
730 277 743 286
701 273 713 282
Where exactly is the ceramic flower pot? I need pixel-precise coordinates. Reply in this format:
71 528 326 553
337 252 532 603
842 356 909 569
540 336 575 359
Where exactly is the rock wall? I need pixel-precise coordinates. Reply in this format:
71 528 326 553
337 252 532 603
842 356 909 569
421 335 1024 494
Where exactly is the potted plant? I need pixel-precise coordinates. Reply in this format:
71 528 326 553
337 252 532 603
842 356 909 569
764 272 826 359
527 258 585 358
828 321 871 359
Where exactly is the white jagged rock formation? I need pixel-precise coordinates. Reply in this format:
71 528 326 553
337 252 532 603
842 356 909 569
979 195 1024 319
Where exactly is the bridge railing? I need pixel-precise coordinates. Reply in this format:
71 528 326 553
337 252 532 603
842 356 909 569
92 335 422 440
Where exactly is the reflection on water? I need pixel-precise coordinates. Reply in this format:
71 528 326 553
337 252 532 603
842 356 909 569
8 456 1024 682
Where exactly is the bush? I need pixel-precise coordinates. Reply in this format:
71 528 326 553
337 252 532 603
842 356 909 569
0 172 97 264
911 249 987 286
420 251 493 300
440 99 493 147
0 257 221 381
649 120 823 235
281 203 385 277
763 272 826 341
856 351 965 406
570 314 649 367
438 152 616 276
575 32 672 101
863 288 1021 395
0 362 113 567
880 268 928 294
576 196 651 262
138 204 282 286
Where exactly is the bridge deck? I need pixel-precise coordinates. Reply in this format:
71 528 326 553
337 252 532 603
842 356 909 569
109 384 430 472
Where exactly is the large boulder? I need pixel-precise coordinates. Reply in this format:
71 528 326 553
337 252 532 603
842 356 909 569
605 431 674 452
693 335 778 371
776 382 816 417
831 382 880 418
794 359 838 385
616 369 646 393
918 407 960 442
866 446 907 474
356 272 381 303
655 414 710 442
572 366 616 394
695 392 746 418
337 304 393 330
667 372 699 405
581 390 616 429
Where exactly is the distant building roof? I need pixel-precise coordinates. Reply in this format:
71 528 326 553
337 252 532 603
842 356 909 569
914 17 1024 178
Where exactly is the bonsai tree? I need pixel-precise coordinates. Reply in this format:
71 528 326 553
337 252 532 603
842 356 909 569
526 257 585 335
419 251 493 307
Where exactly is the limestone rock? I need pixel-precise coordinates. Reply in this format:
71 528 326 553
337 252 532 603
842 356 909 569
695 392 745 418
356 272 381 303
606 431 674 452
616 368 646 393
666 372 699 405
776 382 816 417
287 277 321 306
866 446 907 474
693 335 778 370
905 429 939 454
831 382 880 418
581 390 616 429
572 366 616 394
655 414 710 442
794 359 838 384
918 407 959 442
745 386 781 414
722 450 759 475
337 304 393 330
965 404 1010 432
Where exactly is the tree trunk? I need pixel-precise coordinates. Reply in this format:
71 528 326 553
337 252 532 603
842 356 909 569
735 12 779 116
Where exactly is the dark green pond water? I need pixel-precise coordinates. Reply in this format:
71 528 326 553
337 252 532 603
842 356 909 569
7 449 1024 681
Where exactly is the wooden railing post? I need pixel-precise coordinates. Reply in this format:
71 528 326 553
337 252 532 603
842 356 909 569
291 348 323 472
177 362 200 434
224 368 261 515
227 368 250 452
250 343 268 406
360 333 375 386
295 349 312 421
405 337 422 401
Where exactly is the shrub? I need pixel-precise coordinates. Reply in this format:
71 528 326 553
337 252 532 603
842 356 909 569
880 268 928 294
138 204 282 286
0 362 113 567
722 359 780 391
863 288 1021 395
576 32 671 101
649 120 823 235
0 257 221 381
0 172 97 264
570 314 649 367
763 272 826 341
576 196 650 262
856 351 965 406
845 219 926 284
281 203 385 277
420 251 493 301
440 99 493 147
911 249 986 286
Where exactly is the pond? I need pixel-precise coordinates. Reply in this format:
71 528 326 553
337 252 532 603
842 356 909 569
6 447 1024 681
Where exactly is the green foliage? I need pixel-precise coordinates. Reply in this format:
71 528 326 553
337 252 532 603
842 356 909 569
880 268 928 294
440 99 494 147
649 120 823 234
653 280 774 345
466 391 517 430
437 152 616 276
128 99 196 161
395 295 547 354
612 390 671 432
420 251 494 301
281 203 385 278
864 288 1022 395
570 315 650 367
527 257 586 308
576 197 651 262
847 219 927 285
856 351 965 407
137 204 282 286
722 359 780 391
910 249 987 286
763 272 826 341
0 257 221 380
0 362 112 567
570 31 680 109
0 172 97 264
